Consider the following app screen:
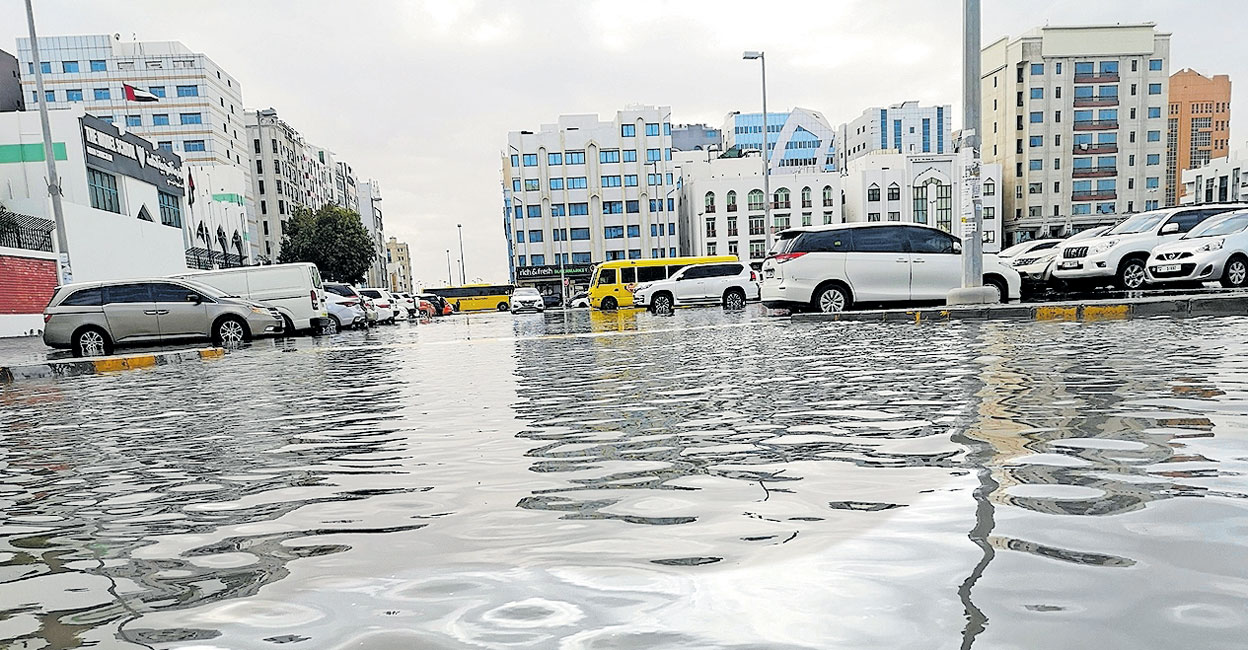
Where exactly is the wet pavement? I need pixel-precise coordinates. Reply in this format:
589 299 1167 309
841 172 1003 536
2 306 1247 649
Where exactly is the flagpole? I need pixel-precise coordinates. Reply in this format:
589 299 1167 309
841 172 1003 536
24 0 71 284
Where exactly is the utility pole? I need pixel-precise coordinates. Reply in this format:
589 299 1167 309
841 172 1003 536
445 249 452 285
457 224 466 284
743 51 772 254
24 0 71 284
948 0 996 305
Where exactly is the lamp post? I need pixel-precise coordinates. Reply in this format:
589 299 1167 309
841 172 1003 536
457 223 466 284
743 50 773 253
24 0 70 284
446 249 452 285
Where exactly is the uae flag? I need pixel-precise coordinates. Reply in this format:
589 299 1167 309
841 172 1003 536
123 84 159 102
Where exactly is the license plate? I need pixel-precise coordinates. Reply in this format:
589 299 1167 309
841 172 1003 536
1155 264 1181 273
1058 261 1081 269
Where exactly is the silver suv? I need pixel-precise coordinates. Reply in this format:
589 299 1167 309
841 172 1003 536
43 278 284 357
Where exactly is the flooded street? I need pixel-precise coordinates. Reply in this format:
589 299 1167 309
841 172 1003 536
2 308 1247 649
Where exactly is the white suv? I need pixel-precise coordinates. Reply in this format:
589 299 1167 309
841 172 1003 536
1052 204 1248 290
632 261 759 313
760 223 1021 313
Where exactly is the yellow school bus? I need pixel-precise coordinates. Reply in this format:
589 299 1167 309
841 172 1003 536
588 256 738 309
427 284 514 312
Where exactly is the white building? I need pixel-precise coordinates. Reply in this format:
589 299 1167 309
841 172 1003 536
723 107 837 172
982 24 1171 244
502 106 677 285
0 108 187 335
841 151 1003 253
1179 150 1247 205
837 101 952 170
676 153 843 260
386 237 413 293
358 179 386 287
16 34 256 259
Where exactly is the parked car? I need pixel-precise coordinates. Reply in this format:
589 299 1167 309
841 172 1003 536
632 261 759 313
510 287 545 313
760 223 1021 313
325 282 376 326
1052 204 1248 290
997 238 1063 261
417 293 452 316
542 293 564 309
417 297 436 318
358 288 398 323
43 278 284 357
393 292 418 318
326 293 366 331
1014 227 1111 294
569 291 591 309
169 263 329 334
1146 209 1248 287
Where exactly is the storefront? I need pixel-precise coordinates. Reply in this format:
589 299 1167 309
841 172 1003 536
514 263 595 303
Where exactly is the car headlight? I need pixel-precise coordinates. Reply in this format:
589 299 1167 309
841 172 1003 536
249 305 269 315
1088 239 1119 255
1196 238 1225 252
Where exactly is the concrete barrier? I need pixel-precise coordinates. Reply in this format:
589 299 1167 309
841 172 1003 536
0 347 225 384
791 292 1248 324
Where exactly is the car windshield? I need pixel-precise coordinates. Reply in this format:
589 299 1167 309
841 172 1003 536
1108 211 1168 235
1068 226 1110 242
514 288 540 296
1184 213 1248 238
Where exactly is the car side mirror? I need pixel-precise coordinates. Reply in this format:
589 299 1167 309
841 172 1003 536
953 241 963 254
186 293 202 304
1160 223 1180 235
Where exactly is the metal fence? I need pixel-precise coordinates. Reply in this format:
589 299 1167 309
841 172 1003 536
186 247 245 270
0 209 54 252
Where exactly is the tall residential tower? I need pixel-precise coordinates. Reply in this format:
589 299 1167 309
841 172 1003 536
1166 68 1231 205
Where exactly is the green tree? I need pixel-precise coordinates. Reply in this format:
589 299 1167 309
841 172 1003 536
277 204 376 283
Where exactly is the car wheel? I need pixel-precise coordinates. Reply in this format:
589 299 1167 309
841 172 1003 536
813 285 850 313
651 293 673 314
72 326 112 357
984 277 1007 303
601 296 618 310
213 317 249 348
1221 255 1248 288
497 302 510 312
327 315 341 333
281 315 297 337
1116 257 1148 290
723 288 746 311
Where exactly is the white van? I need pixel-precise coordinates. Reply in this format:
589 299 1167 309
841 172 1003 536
171 263 330 333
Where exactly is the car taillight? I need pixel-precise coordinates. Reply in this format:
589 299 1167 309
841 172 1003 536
342 299 358 307
774 252 808 263
43 313 52 323
750 270 759 281
310 290 318 309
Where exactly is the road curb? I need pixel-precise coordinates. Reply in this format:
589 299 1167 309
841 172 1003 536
791 292 1248 324
0 347 226 384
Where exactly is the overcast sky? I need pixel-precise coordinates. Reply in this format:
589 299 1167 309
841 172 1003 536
3 1 1243 285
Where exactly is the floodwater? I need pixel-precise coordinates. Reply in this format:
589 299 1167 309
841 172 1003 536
2 307 1247 649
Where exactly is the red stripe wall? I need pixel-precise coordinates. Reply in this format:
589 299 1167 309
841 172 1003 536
0 255 58 314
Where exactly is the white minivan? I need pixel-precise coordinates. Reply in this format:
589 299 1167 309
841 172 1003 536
170 263 330 333
761 223 1021 312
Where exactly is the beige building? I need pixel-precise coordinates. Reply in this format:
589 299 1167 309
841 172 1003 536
386 237 413 293
1167 69 1231 206
982 24 1171 244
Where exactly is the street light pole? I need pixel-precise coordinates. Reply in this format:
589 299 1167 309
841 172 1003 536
24 0 71 284
457 223 466 284
743 50 773 254
948 0 995 305
445 249 452 285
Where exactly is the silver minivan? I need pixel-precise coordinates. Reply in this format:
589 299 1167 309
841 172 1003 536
43 278 285 356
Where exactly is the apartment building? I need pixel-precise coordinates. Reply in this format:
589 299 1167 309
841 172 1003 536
1167 69 1231 206
358 179 386 287
982 24 1171 244
386 237 413 293
836 101 952 169
670 123 721 152
0 48 22 113
841 151 1003 253
676 154 842 260
502 106 678 281
1179 151 1246 205
722 107 837 172
16 34 255 260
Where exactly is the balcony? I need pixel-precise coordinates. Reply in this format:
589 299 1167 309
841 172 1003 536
705 205 716 213
1072 190 1117 201
1073 95 1119 108
823 199 835 207
726 204 738 212
1073 143 1117 155
1074 72 1119 84
802 200 813 208
772 201 791 210
1072 166 1118 178
1073 120 1119 131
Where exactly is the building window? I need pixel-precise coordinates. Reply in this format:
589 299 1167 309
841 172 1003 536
1148 107 1162 119
627 225 641 238
149 86 166 98
526 205 542 217
566 177 587 189
66 89 83 102
550 177 564 190
983 180 995 196
601 175 621 187
624 174 638 187
626 200 639 213
524 229 542 242
623 150 637 162
935 183 952 233
547 152 562 166
176 85 199 97
550 204 566 217
93 88 111 100
646 148 661 162
887 183 900 201
124 115 141 127
604 226 624 239
645 123 660 136
38 61 50 74
62 61 79 73
1030 87 1043 99
1029 159 1043 170
569 203 589 216
1147 130 1161 142
87 168 121 213
867 185 880 201
983 207 995 219
604 201 624 214
747 189 765 211
1149 59 1163 71
1030 111 1043 123
867 212 881 222
157 141 172 151
566 151 585 165
748 216 765 235
524 179 540 191
517 255 526 267
621 124 636 137
1146 177 1160 189
89 59 106 72
521 153 537 167
600 150 620 163
509 154 519 167
180 113 202 125
1147 154 1160 165
184 140 206 152
1030 63 1043 75
1149 83 1161 95
1030 135 1043 147
158 191 182 227
531 254 545 265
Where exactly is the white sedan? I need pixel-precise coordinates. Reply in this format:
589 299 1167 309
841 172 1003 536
509 287 545 313
1146 210 1248 287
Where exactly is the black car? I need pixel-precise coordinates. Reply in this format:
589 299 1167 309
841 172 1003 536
541 293 563 309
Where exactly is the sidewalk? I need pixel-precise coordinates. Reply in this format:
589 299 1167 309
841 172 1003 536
0 335 225 384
